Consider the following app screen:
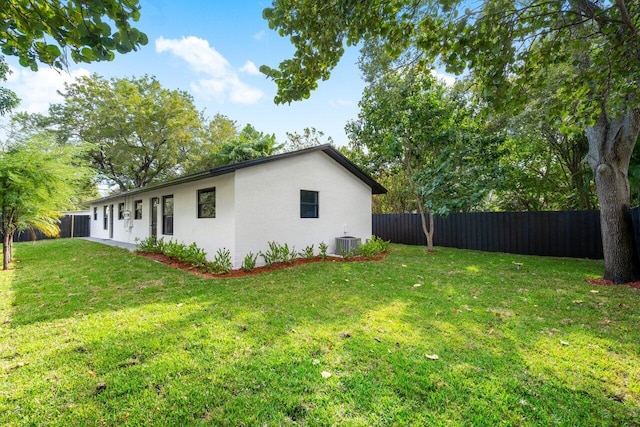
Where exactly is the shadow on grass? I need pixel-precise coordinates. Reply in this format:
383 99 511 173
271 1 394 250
4 239 639 425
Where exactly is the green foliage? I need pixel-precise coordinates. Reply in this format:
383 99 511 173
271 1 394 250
1 0 147 70
318 242 328 260
50 74 203 191
259 241 297 266
134 236 163 254
347 68 500 218
299 244 315 260
206 248 232 274
144 239 207 269
284 127 333 152
183 113 239 173
0 57 19 115
0 135 90 269
358 236 390 258
241 252 258 272
210 124 283 166
168 241 206 268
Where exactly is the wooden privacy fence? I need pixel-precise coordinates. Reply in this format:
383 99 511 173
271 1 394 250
373 210 608 259
10 214 91 243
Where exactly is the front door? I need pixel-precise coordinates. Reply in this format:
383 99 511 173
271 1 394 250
109 204 114 239
150 197 159 238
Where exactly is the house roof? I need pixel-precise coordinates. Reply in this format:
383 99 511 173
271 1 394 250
89 144 387 204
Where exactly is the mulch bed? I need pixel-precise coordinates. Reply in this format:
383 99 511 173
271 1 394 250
136 251 388 278
586 277 640 290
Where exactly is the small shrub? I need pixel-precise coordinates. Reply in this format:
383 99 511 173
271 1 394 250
163 240 184 260
359 235 391 258
241 252 257 272
135 236 163 253
281 243 297 264
341 247 358 260
318 242 328 260
299 245 315 260
183 242 207 267
260 241 283 266
207 248 232 274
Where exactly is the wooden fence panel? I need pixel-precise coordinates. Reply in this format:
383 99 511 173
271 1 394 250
373 210 605 259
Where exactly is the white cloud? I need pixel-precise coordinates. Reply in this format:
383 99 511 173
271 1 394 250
3 65 90 114
253 30 265 41
239 60 261 76
155 36 263 104
432 70 456 86
329 99 353 108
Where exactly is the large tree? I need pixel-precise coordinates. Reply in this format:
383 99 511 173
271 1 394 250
51 74 203 191
1 0 147 70
262 0 640 283
0 136 89 269
347 69 499 249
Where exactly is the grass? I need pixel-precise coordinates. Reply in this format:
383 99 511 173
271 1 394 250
0 239 639 426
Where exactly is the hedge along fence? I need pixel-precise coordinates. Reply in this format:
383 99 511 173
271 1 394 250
373 210 611 259
4 214 91 243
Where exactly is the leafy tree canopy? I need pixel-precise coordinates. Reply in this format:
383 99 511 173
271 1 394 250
0 135 90 269
284 127 333 151
50 74 203 191
210 124 282 166
0 57 19 115
1 0 148 70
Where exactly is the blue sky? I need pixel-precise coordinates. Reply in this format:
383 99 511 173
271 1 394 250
3 0 367 146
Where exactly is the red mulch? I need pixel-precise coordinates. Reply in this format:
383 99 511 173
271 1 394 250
136 251 388 278
586 277 640 290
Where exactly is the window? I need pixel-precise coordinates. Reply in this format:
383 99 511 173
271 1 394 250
162 195 174 235
103 206 108 230
197 187 216 218
118 203 125 220
134 200 143 220
300 190 319 218
93 207 97 221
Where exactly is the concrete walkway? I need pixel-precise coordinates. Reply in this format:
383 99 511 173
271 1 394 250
81 237 137 251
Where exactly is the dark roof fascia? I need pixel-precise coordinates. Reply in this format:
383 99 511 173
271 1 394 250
89 144 387 204
88 170 211 204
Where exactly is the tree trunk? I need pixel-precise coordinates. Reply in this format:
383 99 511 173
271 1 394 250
586 109 640 284
3 231 10 270
417 203 434 251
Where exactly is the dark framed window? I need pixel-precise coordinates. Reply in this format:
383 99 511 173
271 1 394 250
103 206 108 230
197 187 216 218
118 203 125 220
93 207 97 221
162 195 174 235
300 190 319 218
134 200 143 220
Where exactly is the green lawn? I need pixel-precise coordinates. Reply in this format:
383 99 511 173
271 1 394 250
1 239 638 426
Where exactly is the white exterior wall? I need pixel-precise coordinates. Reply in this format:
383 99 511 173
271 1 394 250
89 151 375 269
90 174 236 260
233 151 373 268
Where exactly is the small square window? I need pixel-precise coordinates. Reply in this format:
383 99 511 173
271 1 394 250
197 187 216 218
134 200 143 220
118 203 125 220
300 190 319 218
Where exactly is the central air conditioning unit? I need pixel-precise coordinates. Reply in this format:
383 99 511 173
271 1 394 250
336 236 361 255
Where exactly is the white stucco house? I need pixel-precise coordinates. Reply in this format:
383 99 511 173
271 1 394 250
88 144 386 268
